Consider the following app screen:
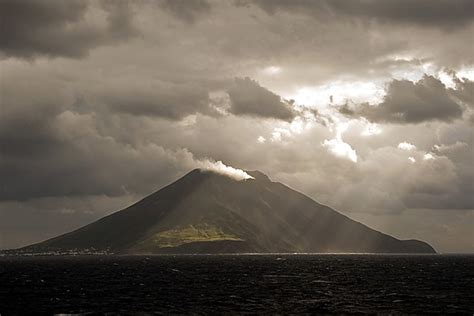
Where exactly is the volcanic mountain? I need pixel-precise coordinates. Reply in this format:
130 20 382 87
23 169 435 254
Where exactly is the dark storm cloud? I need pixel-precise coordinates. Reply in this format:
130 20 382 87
0 68 197 200
0 0 138 59
228 78 296 121
339 76 464 124
0 105 195 201
0 132 190 201
247 0 474 30
0 71 72 157
158 0 212 23
97 81 217 120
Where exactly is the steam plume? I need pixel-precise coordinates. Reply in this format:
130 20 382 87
196 160 254 181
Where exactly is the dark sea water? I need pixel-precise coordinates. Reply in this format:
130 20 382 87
0 254 473 314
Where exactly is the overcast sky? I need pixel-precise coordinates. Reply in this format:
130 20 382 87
1 0 473 252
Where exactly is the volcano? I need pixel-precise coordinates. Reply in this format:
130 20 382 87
23 169 435 254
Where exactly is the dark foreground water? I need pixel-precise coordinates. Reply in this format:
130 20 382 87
0 255 473 314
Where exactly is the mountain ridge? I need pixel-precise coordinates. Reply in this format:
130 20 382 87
20 169 436 254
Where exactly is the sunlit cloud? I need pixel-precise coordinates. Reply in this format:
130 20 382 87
288 119 302 134
457 67 474 80
408 156 416 163
437 71 457 89
391 61 440 83
270 127 291 142
423 153 436 160
262 66 282 76
381 52 417 62
288 80 386 108
257 136 266 143
323 120 358 163
322 138 358 163
271 132 282 142
361 121 382 136
398 142 417 151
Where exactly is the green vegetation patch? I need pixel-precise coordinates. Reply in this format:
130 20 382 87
141 223 243 249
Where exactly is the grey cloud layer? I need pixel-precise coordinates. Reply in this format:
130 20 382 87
248 0 474 29
2 0 473 71
228 78 296 121
158 0 212 23
97 81 216 120
0 0 137 59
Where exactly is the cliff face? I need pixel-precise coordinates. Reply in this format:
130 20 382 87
23 169 436 254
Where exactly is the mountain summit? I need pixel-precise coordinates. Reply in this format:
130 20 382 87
23 169 435 254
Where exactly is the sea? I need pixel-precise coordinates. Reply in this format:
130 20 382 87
0 254 473 314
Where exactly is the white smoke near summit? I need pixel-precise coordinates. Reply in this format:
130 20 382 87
176 148 254 181
197 159 254 181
